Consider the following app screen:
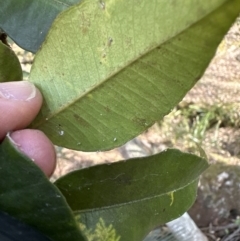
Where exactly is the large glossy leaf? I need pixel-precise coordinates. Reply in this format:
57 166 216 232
0 0 81 53
0 41 22 82
55 149 209 241
30 0 240 151
0 136 86 241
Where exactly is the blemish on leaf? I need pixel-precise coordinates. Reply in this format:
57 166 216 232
132 117 148 128
99 0 105 10
79 12 90 34
108 37 113 47
104 106 111 112
168 191 174 206
73 114 90 127
87 94 93 99
57 124 64 136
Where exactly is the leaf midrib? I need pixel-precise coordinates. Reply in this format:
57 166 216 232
71 179 197 213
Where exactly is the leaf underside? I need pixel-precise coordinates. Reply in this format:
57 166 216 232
29 0 240 151
0 137 86 241
55 149 209 241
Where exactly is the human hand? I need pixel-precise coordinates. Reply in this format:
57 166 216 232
0 81 56 177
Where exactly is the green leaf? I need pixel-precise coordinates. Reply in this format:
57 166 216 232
55 149 209 241
0 136 86 241
0 0 81 53
0 211 51 241
0 41 22 82
30 0 240 151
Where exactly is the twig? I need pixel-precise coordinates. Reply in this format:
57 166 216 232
223 227 240 241
21 60 33 64
201 223 239 231
204 232 217 240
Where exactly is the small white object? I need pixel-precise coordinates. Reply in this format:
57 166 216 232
217 172 229 182
59 130 64 136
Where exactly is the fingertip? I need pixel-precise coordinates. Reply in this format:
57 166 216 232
0 81 43 140
10 129 56 178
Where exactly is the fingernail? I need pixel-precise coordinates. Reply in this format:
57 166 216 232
0 81 36 101
7 132 21 148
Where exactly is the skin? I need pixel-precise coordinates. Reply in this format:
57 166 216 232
0 81 56 177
